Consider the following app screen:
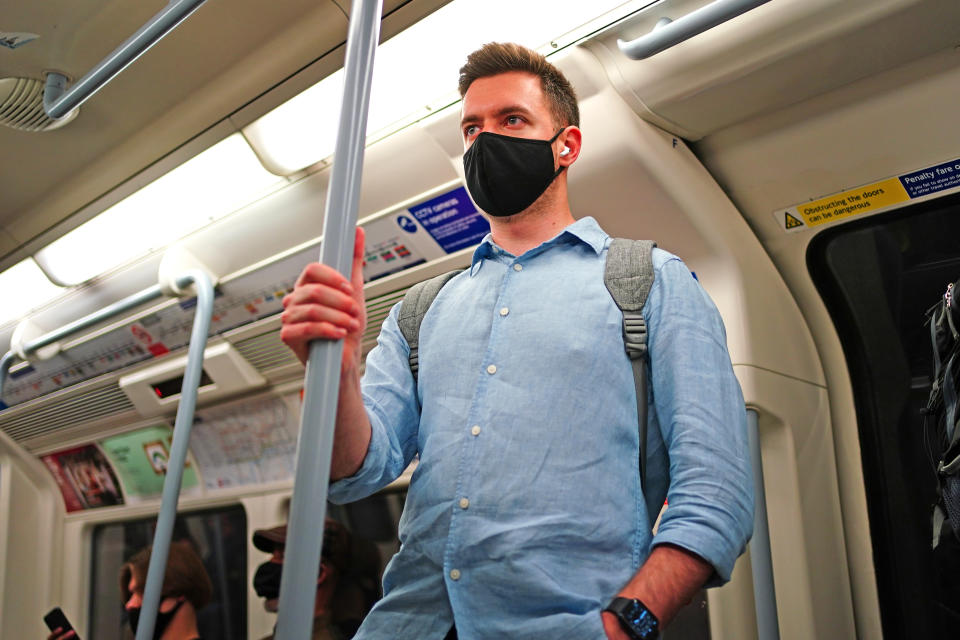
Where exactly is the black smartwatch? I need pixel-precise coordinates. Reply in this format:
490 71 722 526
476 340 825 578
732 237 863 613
604 597 660 640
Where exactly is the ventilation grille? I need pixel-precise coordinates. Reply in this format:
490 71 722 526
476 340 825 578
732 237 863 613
232 331 300 372
0 77 77 131
363 287 410 353
0 285 416 445
0 383 134 443
232 285 412 370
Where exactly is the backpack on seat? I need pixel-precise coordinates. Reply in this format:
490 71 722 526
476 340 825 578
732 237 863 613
397 239 656 490
924 278 960 547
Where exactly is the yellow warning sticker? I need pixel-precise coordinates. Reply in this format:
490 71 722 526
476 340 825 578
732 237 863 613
775 156 960 233
795 178 909 228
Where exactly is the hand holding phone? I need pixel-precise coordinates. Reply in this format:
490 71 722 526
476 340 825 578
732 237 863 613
43 607 79 640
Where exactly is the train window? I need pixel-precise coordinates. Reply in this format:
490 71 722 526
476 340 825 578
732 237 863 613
89 505 247 640
808 191 960 638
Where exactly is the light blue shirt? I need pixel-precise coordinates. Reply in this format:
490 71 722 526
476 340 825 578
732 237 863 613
330 216 753 639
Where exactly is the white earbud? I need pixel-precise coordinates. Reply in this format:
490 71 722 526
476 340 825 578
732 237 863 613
560 146 570 157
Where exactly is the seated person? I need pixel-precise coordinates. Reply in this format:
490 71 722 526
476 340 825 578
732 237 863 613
253 519 381 640
120 541 213 640
47 541 212 640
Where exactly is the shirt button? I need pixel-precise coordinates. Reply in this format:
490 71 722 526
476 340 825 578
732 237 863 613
513 263 523 272
486 364 497 375
471 425 481 436
459 497 470 509
450 569 461 581
499 307 509 316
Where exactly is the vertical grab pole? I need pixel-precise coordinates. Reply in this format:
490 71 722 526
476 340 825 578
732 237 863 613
746 409 780 640
136 271 215 640
275 0 382 637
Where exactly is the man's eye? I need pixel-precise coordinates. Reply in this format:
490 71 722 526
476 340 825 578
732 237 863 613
464 125 479 137
506 116 523 126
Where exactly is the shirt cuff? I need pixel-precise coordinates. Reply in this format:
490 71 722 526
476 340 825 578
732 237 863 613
651 512 752 587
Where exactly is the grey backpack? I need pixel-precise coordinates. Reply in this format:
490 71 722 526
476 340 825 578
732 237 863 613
398 239 657 489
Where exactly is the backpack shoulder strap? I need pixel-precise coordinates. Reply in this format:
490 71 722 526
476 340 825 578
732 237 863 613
398 270 463 381
604 238 657 493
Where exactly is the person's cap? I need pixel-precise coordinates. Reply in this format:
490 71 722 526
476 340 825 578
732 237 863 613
252 520 351 572
252 525 287 553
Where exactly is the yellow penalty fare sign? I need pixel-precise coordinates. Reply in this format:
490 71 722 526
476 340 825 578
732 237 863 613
776 178 909 232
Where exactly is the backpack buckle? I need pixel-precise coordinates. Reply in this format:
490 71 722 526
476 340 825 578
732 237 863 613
622 312 648 360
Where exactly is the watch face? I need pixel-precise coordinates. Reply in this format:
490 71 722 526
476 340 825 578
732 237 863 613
622 600 658 634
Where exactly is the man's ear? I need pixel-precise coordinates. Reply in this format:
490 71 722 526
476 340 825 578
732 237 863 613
558 126 582 167
158 595 186 613
317 563 331 585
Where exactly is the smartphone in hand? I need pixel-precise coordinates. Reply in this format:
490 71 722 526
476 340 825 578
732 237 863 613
43 607 80 640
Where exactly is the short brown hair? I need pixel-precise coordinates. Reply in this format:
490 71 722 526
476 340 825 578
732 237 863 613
458 42 579 128
120 541 213 610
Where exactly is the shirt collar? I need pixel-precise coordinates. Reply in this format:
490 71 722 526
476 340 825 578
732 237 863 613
470 216 607 272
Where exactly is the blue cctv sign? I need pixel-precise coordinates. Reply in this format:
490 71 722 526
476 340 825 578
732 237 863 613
408 186 489 254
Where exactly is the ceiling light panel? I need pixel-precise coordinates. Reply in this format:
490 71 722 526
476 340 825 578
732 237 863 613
35 134 287 285
0 258 64 327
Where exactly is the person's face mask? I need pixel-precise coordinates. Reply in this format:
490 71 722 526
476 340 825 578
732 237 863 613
463 128 566 217
253 560 283 600
127 598 184 640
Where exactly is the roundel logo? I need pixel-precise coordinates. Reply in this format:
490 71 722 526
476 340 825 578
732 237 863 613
397 215 417 233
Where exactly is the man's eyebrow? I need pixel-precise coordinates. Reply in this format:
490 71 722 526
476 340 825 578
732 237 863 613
460 104 534 127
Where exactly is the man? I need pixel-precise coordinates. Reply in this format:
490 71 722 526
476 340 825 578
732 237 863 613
281 42 753 639
251 520 381 639
119 542 212 640
46 541 212 640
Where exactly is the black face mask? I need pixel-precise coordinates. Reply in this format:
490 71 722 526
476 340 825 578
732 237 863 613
127 598 184 640
463 129 566 217
253 560 283 600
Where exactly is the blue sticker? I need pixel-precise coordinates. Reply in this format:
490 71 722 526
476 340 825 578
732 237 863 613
899 158 960 199
408 187 490 254
397 215 418 233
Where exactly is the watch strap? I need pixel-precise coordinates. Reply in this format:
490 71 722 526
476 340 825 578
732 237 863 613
604 596 660 640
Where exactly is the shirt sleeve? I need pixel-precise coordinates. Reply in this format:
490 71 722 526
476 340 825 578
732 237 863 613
328 302 422 504
646 250 754 585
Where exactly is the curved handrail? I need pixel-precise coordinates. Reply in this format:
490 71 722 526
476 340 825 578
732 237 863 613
0 351 15 408
44 0 207 119
0 272 215 640
617 0 774 60
135 270 215 640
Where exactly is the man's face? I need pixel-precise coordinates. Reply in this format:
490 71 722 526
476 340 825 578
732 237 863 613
460 71 560 150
